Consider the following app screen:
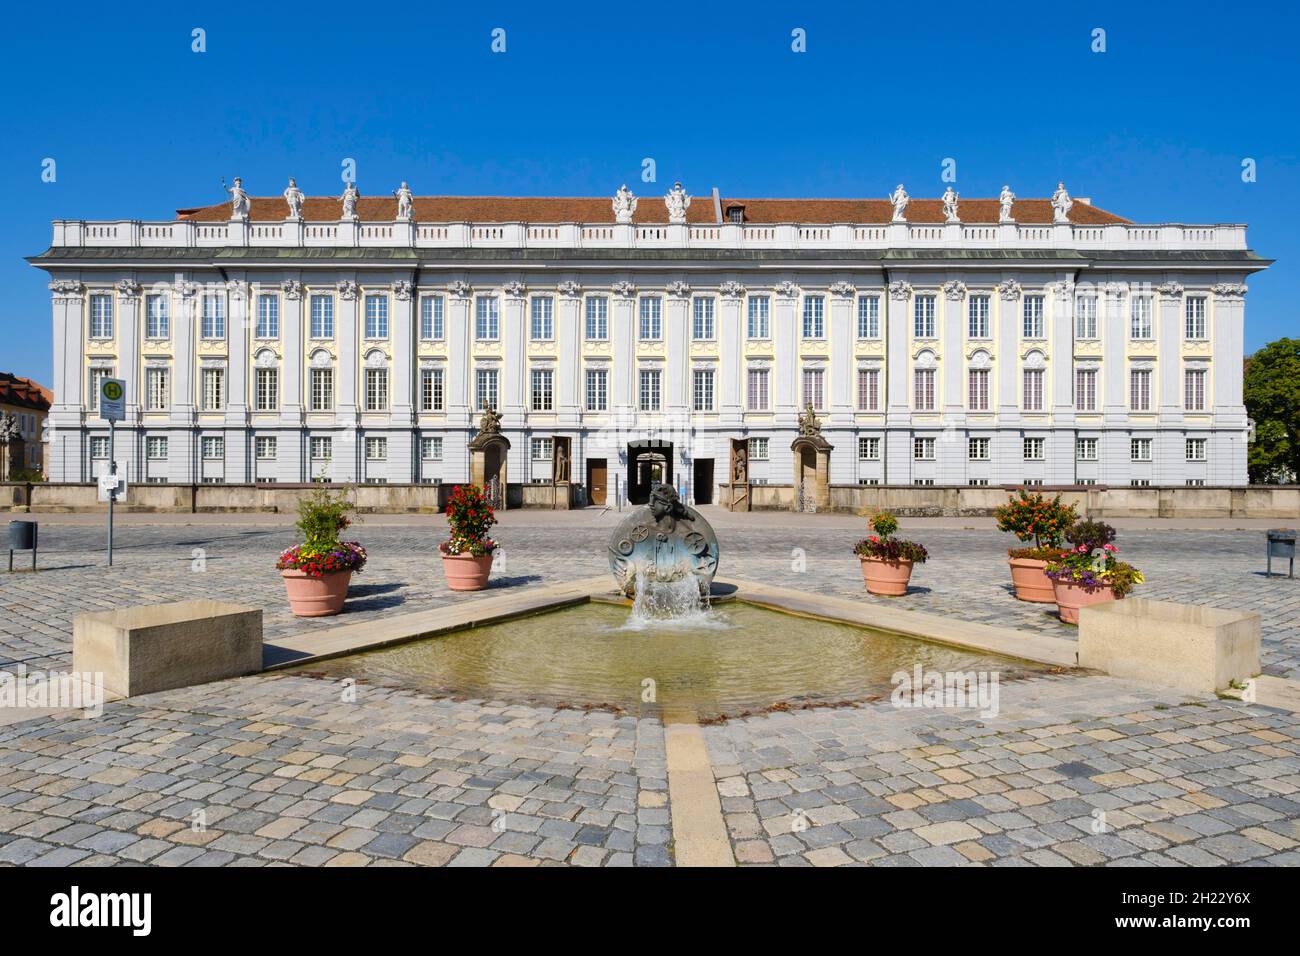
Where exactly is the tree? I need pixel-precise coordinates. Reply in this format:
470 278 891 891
1244 337 1300 484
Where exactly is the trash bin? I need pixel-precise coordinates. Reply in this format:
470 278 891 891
8 520 37 571
1266 529 1296 579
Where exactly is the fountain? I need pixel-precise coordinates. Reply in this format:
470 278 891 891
608 484 720 618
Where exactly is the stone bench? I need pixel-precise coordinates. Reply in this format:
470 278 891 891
1078 598 1260 694
73 600 262 699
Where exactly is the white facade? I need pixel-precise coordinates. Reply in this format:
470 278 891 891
33 185 1268 500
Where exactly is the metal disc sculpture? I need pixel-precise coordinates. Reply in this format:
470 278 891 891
608 483 720 598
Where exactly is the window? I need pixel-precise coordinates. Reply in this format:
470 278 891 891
254 437 277 460
310 294 335 339
969 437 990 461
802 368 825 410
145 294 169 338
310 368 334 412
365 437 387 461
1022 295 1045 338
421 437 443 461
749 437 770 460
365 368 389 411
858 437 881 461
914 368 936 411
201 436 224 460
90 436 110 459
364 294 389 339
1131 438 1152 462
475 296 499 340
693 369 715 412
256 294 280 338
531 368 554 412
640 297 662 340
913 294 936 338
475 368 499 409
531 297 554 340
968 369 990 411
1023 437 1045 461
147 437 168 460
531 438 553 461
639 369 661 411
726 206 744 223
1130 295 1153 339
857 296 880 339
310 437 332 461
1022 369 1044 412
89 294 114 339
201 294 225 339
1185 478 1205 487
585 368 608 411
1186 438 1207 461
1075 296 1098 339
1074 369 1097 412
1077 438 1098 461
1184 369 1206 411
255 368 278 412
856 368 880 411
802 295 825 339
748 296 770 339
201 368 225 411
692 297 715 340
420 368 444 412
146 367 169 411
967 295 990 339
420 296 444 340
747 368 769 411
913 437 935 461
1129 369 1152 411
1185 297 1207 340
89 367 111 410
584 296 608 340
1130 479 1151 487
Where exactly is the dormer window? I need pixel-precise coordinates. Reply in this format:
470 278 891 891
725 205 745 223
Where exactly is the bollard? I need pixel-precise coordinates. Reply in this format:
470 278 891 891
8 519 37 572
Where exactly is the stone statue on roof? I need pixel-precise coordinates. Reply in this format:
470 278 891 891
341 181 360 220
664 182 690 224
227 177 250 220
1051 181 1073 223
612 184 637 224
888 184 909 222
394 182 414 221
998 185 1015 223
283 178 305 219
941 186 960 224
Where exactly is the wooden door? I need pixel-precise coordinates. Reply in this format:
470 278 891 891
588 459 607 506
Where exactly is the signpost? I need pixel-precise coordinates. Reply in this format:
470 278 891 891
99 378 126 566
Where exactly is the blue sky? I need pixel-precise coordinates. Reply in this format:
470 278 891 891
2 0 1295 385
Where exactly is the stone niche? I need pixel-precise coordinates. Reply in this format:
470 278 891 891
1078 598 1260 694
73 600 263 699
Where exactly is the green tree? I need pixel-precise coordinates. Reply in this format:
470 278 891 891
1244 337 1300 484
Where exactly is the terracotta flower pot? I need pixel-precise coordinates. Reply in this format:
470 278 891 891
1008 556 1056 603
281 568 352 617
441 551 494 591
1052 578 1118 625
859 556 913 596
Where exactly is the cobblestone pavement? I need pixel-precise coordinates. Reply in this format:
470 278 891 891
0 510 1298 866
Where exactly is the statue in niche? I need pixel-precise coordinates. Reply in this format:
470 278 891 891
554 442 570 482
283 178 305 218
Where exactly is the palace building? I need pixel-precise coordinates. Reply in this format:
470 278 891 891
30 179 1268 506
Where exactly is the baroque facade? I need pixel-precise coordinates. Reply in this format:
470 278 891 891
32 180 1268 503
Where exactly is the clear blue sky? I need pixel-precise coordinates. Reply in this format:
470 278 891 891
2 0 1295 386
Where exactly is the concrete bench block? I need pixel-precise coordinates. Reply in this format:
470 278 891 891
1078 597 1260 694
73 600 262 698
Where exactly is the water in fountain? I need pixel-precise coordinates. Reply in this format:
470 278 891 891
626 567 716 629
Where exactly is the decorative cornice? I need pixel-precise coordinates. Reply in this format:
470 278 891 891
49 279 84 301
719 280 746 299
611 280 637 299
941 280 966 301
666 280 691 298
115 279 141 300
1047 279 1075 300
447 280 471 299
887 280 912 300
177 281 198 299
502 280 527 300
280 279 304 300
773 280 800 299
1211 282 1247 298
557 280 582 299
336 280 359 300
1155 281 1184 297
996 278 1022 301
829 281 856 298
225 280 248 301
393 280 414 301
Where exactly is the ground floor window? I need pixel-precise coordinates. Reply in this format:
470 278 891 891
1077 438 1098 461
201 436 224 460
913 437 935 460
531 437 552 461
90 436 110 459
365 437 388 461
968 437 990 461
857 437 880 460
147 437 168 460
1186 438 1207 461
1131 438 1152 462
256 436 277 460
748 437 769 460
1023 437 1045 461
310 437 332 460
421 437 443 461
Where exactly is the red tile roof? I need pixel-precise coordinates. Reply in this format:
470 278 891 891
0 373 52 413
176 194 1129 226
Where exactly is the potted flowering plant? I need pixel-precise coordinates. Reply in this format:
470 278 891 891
994 489 1077 603
853 512 928 596
1045 520 1144 624
439 483 498 591
276 486 366 617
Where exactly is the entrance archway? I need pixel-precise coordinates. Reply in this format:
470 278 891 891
627 439 674 505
